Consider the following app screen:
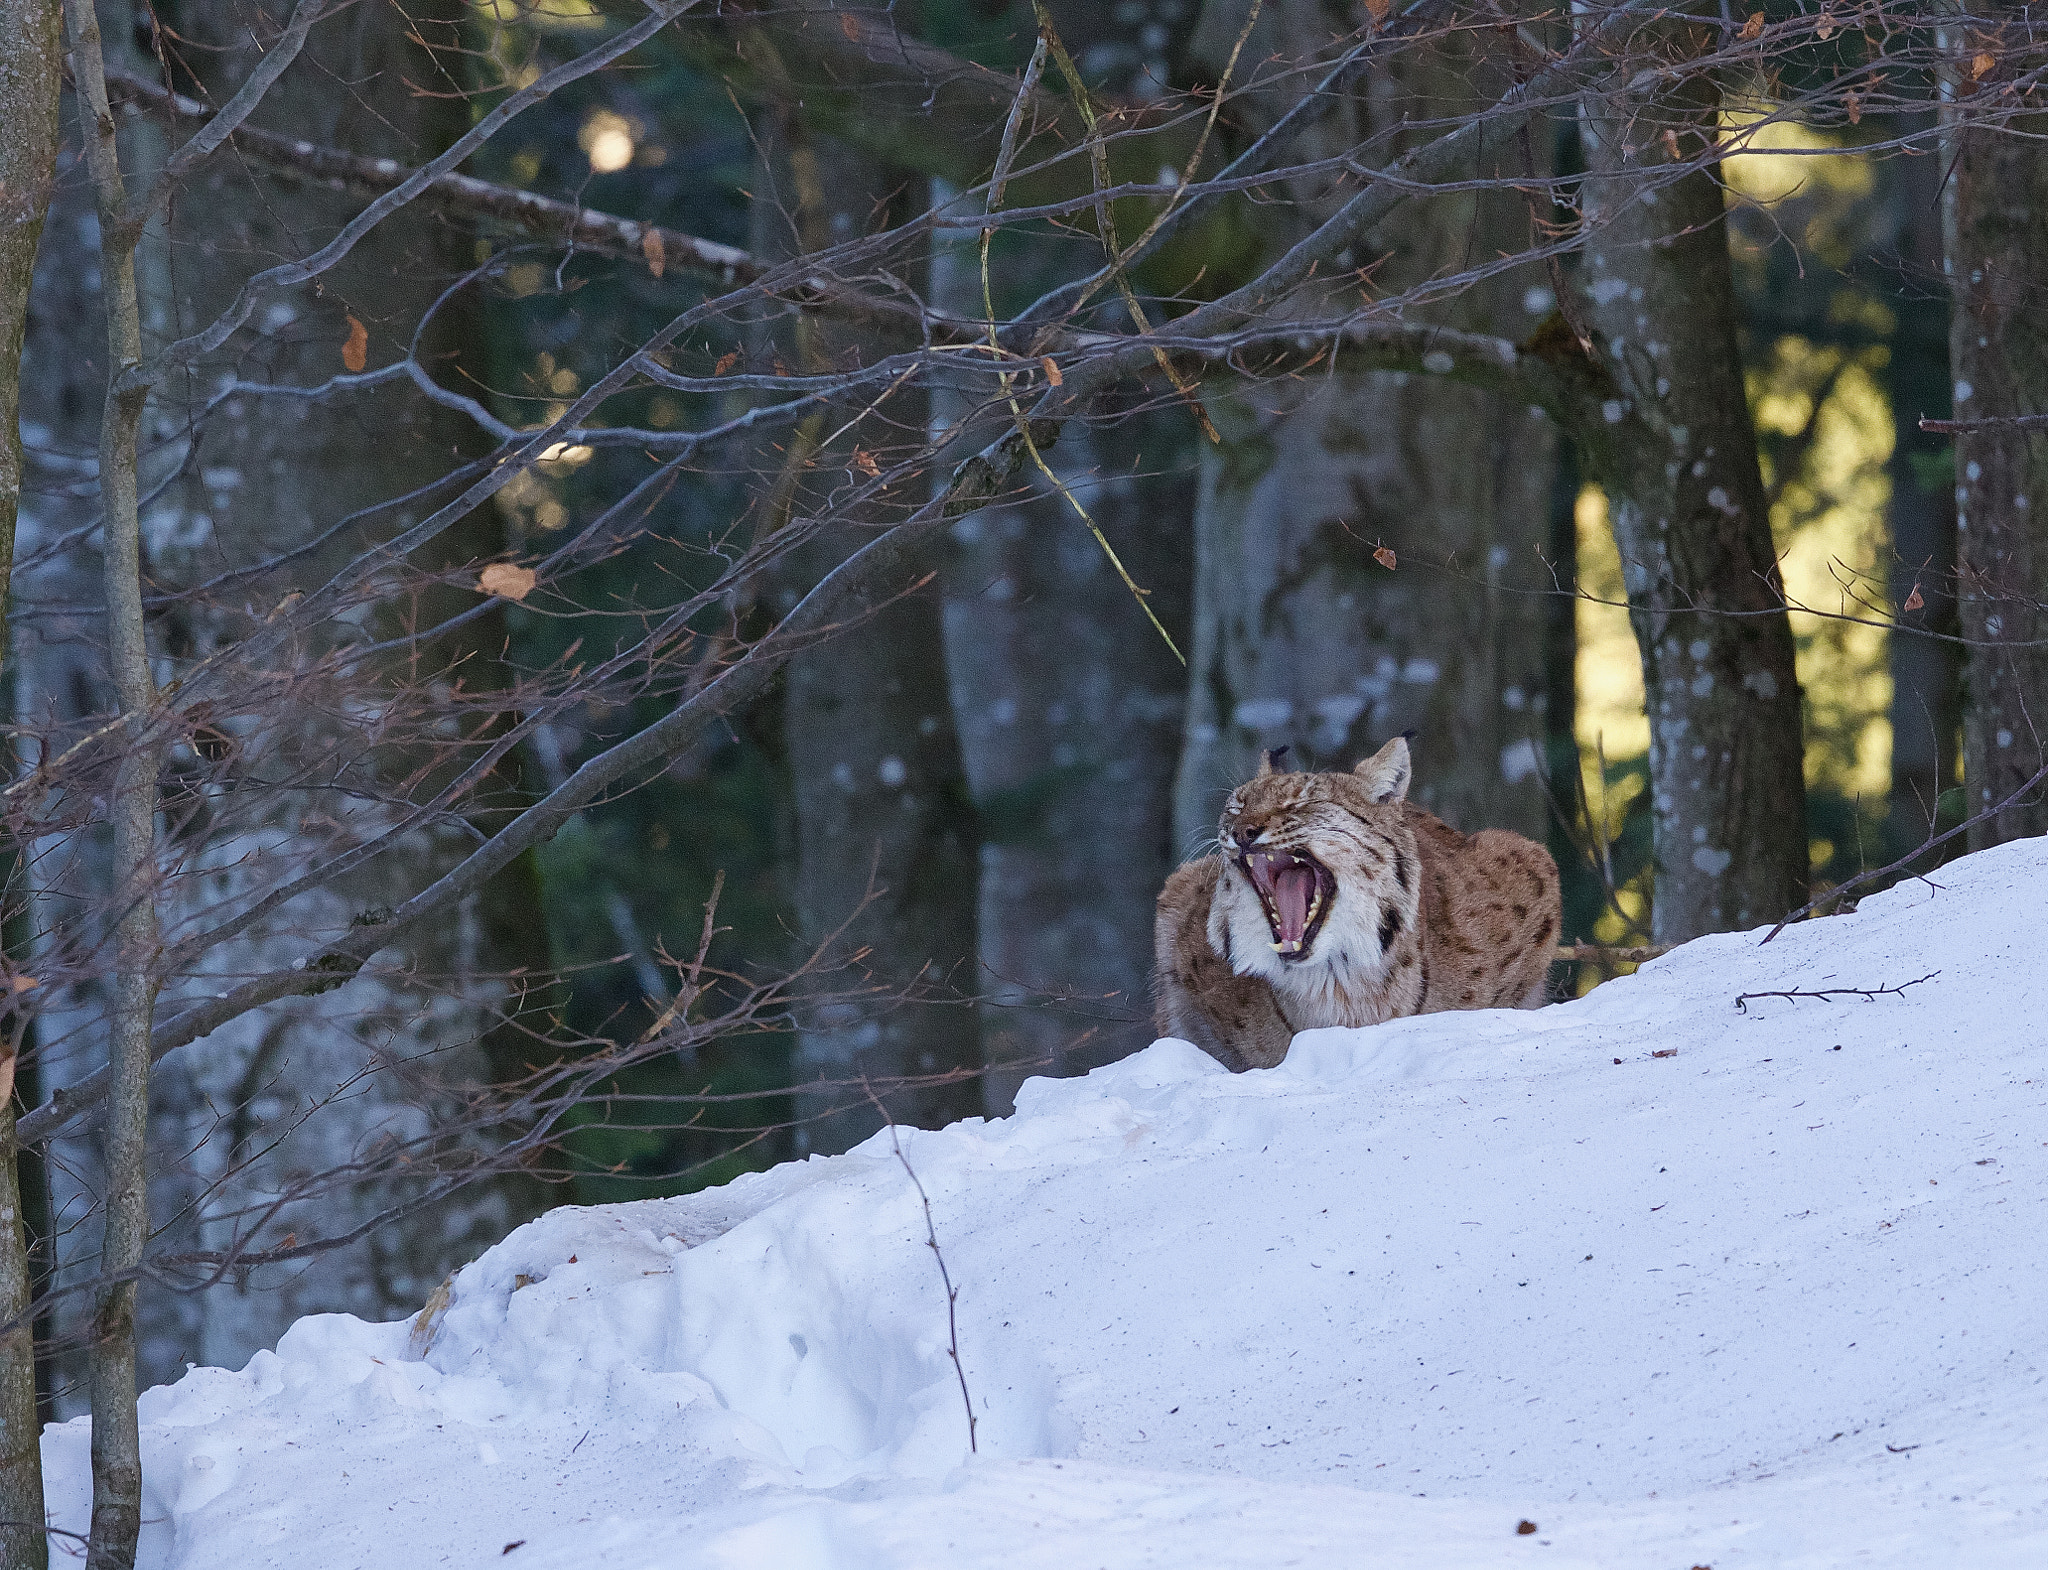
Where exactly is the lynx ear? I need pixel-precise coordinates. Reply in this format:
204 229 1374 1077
1353 736 1412 803
1254 745 1292 778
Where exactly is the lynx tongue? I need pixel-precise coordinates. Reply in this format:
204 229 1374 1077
1268 862 1316 951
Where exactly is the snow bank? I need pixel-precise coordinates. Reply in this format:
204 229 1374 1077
42 840 2048 1567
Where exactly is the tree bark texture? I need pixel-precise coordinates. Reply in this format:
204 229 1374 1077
744 105 983 1151
1173 1 1557 854
63 0 159 1558
1575 23 1808 940
0 0 61 1546
1942 13 2048 848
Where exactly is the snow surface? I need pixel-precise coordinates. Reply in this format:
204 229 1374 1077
41 839 2048 1568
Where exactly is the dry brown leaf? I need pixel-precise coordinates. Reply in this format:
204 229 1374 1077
1373 545 1397 571
1846 91 1862 125
1662 128 1681 162
713 349 739 376
839 10 860 41
1739 11 1765 41
6 975 36 994
1902 583 1925 614
642 227 666 278
342 314 368 374
1816 10 1835 40
1971 51 1995 81
851 448 881 478
1041 355 1063 387
1363 0 1391 23
478 562 537 602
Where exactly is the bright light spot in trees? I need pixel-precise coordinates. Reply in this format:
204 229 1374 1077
580 110 636 173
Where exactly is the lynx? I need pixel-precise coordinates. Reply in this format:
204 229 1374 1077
1153 737 1560 1071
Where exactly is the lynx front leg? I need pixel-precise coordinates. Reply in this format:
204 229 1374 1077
1155 861 1296 1071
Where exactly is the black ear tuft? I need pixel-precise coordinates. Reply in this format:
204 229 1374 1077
1266 745 1292 772
1399 728 1417 743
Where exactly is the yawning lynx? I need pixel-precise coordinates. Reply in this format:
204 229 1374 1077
1153 737 1560 1071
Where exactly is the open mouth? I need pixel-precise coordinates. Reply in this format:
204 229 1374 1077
1238 848 1337 961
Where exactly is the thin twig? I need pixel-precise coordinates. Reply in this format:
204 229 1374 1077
639 871 726 1045
1760 755 2048 943
1554 944 1671 964
1919 413 2048 434
861 1078 976 1455
1735 973 1939 1014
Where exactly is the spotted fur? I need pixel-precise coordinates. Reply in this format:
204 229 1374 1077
1153 737 1561 1070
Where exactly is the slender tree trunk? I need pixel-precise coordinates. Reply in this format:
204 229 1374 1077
0 0 61 1549
1575 19 1808 939
1941 12 2048 848
1881 123 1962 860
927 150 1194 1112
744 100 982 1150
1174 1 1556 852
64 0 159 1559
938 408 1194 1108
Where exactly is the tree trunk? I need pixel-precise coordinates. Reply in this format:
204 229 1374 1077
1941 14 2048 848
63 0 161 1556
1175 1 1556 852
0 0 60 1545
1879 126 1962 862
1575 22 1808 939
744 101 983 1151
939 404 1194 1111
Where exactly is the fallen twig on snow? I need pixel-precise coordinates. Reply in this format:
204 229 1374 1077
1734 972 1939 1014
862 1079 977 1455
1761 757 2048 944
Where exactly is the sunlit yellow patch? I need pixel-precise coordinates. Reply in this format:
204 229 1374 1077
1751 336 1895 808
579 109 636 175
1573 485 1654 964
1574 484 1649 779
472 0 604 30
1722 116 1874 208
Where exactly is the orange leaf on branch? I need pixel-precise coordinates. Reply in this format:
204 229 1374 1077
342 314 369 374
1373 545 1397 571
478 562 538 602
641 228 666 278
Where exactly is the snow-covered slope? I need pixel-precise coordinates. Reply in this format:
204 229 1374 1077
43 841 2048 1568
